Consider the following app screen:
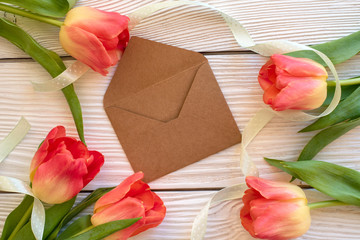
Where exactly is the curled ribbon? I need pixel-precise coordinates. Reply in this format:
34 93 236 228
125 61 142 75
29 1 341 238
31 61 89 92
0 117 30 161
0 118 45 240
124 1 341 239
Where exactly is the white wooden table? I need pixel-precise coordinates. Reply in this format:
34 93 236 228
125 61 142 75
1 0 360 239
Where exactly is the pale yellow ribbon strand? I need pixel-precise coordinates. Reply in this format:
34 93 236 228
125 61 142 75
31 61 89 92
0 117 30 162
0 118 45 240
125 1 342 240
0 177 45 240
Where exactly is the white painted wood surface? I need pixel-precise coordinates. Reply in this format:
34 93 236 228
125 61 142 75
1 191 359 239
1 0 360 239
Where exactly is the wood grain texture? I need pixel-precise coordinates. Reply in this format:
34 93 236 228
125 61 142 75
0 0 360 58
1 1 360 238
0 190 359 239
0 54 360 189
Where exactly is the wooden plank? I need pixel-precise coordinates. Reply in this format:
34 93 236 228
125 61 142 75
0 190 359 239
1 0 360 58
0 54 360 189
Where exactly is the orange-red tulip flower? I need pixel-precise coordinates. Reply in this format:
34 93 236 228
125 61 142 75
258 54 328 111
30 126 104 204
91 172 166 240
240 176 311 240
59 6 130 75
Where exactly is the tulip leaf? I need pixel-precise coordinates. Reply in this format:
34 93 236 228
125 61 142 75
0 18 65 75
286 30 360 66
323 84 359 106
11 197 76 240
56 215 92 240
0 17 85 143
0 0 77 18
265 158 360 206
301 86 360 132
298 117 360 161
0 195 33 240
63 218 141 240
47 188 113 240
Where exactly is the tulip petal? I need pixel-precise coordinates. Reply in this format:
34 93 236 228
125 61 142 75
258 60 276 90
99 37 119 50
263 85 280 105
271 54 327 77
275 74 326 90
272 79 327 111
135 191 155 211
83 150 105 186
94 172 145 213
246 176 306 200
55 137 89 159
118 29 130 53
240 189 261 238
59 25 115 75
32 153 88 204
131 193 166 236
64 6 129 40
30 126 66 180
252 200 311 240
91 197 146 240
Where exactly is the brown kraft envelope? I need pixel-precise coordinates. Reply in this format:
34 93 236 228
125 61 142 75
104 37 241 182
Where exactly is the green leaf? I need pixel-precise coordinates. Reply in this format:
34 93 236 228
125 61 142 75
56 215 92 240
11 197 76 240
44 198 77 239
0 18 65 76
265 158 360 206
47 188 113 240
286 30 360 66
323 84 359 106
0 17 85 143
300 86 360 132
64 218 141 240
298 117 360 161
0 0 77 18
0 195 33 240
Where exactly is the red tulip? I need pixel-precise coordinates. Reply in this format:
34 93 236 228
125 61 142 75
91 172 166 240
59 6 130 75
240 176 311 240
258 54 328 111
30 126 104 204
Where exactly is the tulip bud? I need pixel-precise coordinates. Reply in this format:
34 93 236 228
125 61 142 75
30 126 104 204
258 54 328 111
240 176 311 240
59 6 130 75
91 172 166 240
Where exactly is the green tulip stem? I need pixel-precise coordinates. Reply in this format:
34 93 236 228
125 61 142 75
0 3 63 27
327 77 360 87
7 202 34 240
308 200 350 210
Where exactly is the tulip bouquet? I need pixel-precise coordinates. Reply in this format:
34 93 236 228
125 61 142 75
1 0 360 240
238 24 360 239
0 125 166 240
0 1 166 240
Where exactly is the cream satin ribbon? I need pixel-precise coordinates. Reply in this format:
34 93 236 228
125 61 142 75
123 2 341 240
0 118 45 240
31 61 89 92
31 1 341 239
0 117 30 161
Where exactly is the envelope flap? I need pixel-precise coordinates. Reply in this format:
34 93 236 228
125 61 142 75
109 64 201 122
179 62 241 136
104 37 207 107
